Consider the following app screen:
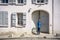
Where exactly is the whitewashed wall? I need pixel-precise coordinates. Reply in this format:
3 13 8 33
0 0 53 35
54 0 60 34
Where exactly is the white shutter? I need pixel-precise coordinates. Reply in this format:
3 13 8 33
11 13 16 27
0 12 2 25
24 0 26 5
32 0 36 4
0 0 2 3
45 0 48 4
2 11 8 25
4 12 8 25
3 11 8 26
23 13 26 27
8 0 16 4
9 0 16 3
0 11 8 26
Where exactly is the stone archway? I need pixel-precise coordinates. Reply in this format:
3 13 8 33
32 10 49 34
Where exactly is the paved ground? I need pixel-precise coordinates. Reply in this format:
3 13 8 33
0 39 60 40
0 37 60 40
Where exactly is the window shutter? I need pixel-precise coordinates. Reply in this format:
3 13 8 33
11 13 16 27
0 11 8 26
45 0 48 4
0 12 2 25
32 0 36 4
3 11 8 25
9 0 16 2
24 0 26 5
0 0 1 3
8 0 16 4
23 13 26 27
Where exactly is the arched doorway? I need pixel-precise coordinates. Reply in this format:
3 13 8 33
32 10 49 34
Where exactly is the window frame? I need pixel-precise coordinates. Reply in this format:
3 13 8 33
8 0 16 5
0 0 8 5
16 13 26 28
32 0 48 5
0 0 26 5
11 12 26 28
17 13 23 26
16 0 26 6
36 0 45 5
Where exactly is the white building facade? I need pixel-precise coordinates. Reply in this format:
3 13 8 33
0 0 60 37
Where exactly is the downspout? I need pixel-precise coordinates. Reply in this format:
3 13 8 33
52 0 54 34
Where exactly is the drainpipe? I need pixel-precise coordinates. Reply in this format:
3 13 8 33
52 0 54 34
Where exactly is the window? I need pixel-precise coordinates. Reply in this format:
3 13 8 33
0 0 26 5
18 0 23 3
0 11 8 27
18 13 23 26
2 0 8 3
37 0 44 3
32 0 48 4
37 0 40 3
0 0 8 4
8 0 16 4
32 0 36 4
17 13 26 27
41 0 44 3
17 0 26 5
11 13 26 27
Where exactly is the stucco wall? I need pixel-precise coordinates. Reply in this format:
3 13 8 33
54 0 60 34
0 0 53 36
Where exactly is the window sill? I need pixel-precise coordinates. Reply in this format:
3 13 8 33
0 25 8 28
0 25 8 26
0 3 8 6
16 3 26 6
33 3 48 5
8 3 16 5
0 3 26 6
16 25 25 28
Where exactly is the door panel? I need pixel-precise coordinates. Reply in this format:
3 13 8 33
40 11 49 33
32 11 39 27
